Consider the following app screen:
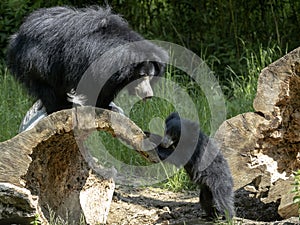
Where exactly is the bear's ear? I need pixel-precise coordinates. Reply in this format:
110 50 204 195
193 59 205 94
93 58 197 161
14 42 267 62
166 112 180 123
99 17 108 28
92 16 109 32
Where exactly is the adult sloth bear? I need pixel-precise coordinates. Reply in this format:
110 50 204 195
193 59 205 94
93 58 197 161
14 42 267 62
7 6 168 115
152 112 235 219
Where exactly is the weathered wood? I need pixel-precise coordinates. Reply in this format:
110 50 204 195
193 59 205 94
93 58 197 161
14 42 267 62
0 107 159 224
215 47 300 220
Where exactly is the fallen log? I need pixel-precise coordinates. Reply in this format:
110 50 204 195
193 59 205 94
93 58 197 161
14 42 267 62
0 107 159 224
215 47 300 221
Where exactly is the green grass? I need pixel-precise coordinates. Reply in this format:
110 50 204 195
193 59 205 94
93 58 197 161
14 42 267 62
225 42 286 118
0 65 33 141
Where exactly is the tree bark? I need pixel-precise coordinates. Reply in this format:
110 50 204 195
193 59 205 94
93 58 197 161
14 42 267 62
0 107 159 224
215 47 300 220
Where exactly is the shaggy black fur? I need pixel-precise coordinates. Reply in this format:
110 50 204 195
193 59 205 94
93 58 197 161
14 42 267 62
154 112 235 219
7 6 168 114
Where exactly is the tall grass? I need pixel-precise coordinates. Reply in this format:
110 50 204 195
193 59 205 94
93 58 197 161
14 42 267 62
0 65 33 141
225 42 286 118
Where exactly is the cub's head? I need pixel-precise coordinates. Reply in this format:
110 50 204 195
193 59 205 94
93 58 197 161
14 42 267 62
154 112 199 166
161 112 199 148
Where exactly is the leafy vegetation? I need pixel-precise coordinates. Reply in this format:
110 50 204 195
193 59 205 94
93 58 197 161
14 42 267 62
1 0 299 64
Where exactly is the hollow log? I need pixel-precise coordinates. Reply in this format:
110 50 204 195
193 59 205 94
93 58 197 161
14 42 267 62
0 107 159 224
215 47 300 221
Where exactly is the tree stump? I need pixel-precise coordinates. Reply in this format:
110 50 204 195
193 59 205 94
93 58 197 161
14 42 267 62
215 47 300 221
0 107 159 225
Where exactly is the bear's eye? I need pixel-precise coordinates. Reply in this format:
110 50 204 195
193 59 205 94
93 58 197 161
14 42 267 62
139 61 155 77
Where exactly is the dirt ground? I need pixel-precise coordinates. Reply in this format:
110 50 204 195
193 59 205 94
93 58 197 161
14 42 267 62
106 186 299 225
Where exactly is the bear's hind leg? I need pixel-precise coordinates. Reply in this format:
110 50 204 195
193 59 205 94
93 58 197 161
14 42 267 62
212 186 235 219
199 184 218 219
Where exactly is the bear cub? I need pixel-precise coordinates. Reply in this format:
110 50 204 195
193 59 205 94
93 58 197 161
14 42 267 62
156 112 235 219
